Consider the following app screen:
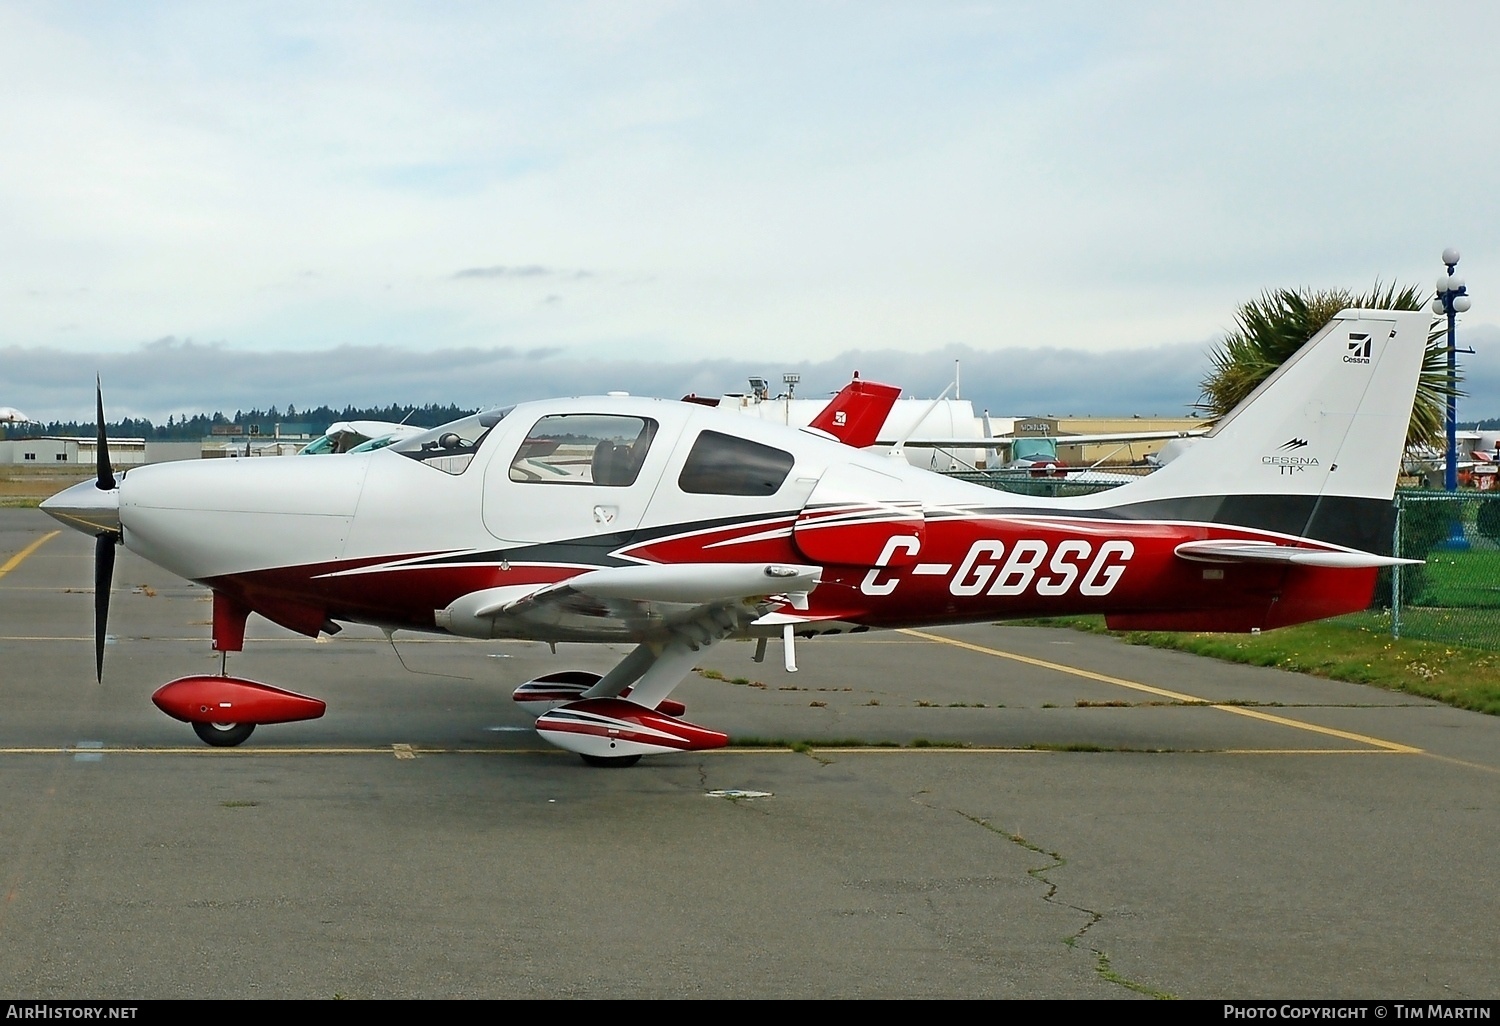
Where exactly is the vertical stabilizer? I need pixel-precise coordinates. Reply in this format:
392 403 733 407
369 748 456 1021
805 375 902 449
1096 309 1430 550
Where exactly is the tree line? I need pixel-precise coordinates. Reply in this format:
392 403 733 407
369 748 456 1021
22 403 480 440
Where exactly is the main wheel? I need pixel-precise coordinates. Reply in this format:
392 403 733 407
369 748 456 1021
192 721 256 748
580 753 641 768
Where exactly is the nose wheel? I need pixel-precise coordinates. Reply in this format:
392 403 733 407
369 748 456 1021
191 721 256 748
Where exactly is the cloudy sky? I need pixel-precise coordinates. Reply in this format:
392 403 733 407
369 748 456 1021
4 2 1499 422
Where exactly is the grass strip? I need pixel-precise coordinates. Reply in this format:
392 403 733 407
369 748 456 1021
1014 616 1500 716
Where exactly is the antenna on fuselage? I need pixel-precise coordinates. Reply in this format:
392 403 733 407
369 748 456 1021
888 381 955 462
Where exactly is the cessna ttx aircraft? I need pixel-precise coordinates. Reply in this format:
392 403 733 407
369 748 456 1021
42 309 1426 765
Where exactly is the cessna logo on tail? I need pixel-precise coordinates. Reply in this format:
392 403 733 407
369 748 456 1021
1267 441 1316 469
1344 332 1372 364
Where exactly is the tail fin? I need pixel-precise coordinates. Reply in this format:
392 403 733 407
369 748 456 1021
805 374 901 448
1098 308 1430 553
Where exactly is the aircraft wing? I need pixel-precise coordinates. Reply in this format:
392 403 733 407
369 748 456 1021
1173 540 1419 568
439 562 823 639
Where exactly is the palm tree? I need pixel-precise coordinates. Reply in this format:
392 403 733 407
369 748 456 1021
1198 283 1457 450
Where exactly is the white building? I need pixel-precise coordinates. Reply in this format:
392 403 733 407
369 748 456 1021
0 438 202 466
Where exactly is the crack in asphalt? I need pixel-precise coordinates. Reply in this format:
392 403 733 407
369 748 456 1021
952 807 1177 1000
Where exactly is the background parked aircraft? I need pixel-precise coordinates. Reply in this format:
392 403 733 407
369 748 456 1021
299 420 425 455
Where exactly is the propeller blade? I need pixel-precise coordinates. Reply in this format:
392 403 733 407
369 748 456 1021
94 532 116 682
95 376 115 491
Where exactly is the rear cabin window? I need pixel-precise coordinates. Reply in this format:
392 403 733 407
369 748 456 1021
509 415 657 487
678 430 794 496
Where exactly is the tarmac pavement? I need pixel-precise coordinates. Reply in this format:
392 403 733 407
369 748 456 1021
0 508 1496 999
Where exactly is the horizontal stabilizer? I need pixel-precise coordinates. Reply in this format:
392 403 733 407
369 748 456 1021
1173 540 1420 568
893 429 1208 450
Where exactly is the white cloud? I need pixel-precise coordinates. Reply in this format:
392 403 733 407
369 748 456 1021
2 335 1215 424
1 1 1496 388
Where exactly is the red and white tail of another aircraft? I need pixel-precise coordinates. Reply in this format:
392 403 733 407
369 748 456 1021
802 373 903 448
43 309 1428 764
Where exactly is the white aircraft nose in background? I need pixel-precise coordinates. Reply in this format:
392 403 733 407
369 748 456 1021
0 407 33 423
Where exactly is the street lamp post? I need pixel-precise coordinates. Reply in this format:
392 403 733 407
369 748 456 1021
1432 248 1473 551
1431 248 1472 493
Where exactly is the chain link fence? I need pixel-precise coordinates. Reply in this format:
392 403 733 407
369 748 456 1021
1376 490 1500 649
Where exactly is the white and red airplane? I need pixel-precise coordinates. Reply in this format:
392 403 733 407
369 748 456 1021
42 309 1426 765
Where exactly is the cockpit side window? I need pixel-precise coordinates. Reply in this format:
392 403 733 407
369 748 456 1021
678 430 794 496
509 415 658 486
392 408 511 475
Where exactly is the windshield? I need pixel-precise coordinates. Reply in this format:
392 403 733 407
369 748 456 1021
300 434 340 455
391 408 511 475
347 435 401 454
1011 438 1058 461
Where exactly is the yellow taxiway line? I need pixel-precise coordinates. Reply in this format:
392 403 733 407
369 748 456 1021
0 531 59 582
900 628 1423 755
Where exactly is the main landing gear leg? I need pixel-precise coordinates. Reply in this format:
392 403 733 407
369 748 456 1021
570 633 726 768
532 606 739 768
580 642 656 700
608 636 710 713
573 645 652 766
